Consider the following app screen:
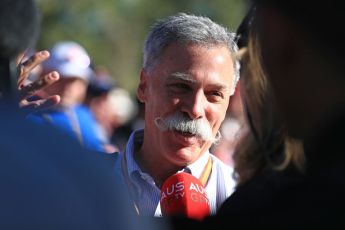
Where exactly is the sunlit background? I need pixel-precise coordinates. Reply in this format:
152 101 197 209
36 0 247 95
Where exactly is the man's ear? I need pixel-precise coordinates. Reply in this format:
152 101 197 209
136 68 147 103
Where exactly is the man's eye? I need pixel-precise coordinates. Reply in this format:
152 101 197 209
209 91 223 97
207 91 224 102
211 91 222 97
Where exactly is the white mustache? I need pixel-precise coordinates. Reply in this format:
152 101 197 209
154 113 221 143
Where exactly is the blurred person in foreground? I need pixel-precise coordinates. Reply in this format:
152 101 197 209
0 1 164 229
113 12 240 217
27 41 104 152
169 0 345 228
229 7 305 187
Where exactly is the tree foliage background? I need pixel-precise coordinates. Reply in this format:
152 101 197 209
36 0 247 95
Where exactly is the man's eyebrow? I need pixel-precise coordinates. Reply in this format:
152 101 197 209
168 72 230 91
168 72 197 84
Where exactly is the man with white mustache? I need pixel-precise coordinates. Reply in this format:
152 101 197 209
114 13 240 217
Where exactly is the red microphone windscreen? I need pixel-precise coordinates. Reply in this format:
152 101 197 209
160 172 210 220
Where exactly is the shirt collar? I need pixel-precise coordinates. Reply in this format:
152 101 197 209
184 150 210 179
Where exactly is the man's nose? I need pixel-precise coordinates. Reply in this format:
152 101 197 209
181 90 206 120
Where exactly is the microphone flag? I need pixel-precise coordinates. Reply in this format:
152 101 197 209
160 172 210 220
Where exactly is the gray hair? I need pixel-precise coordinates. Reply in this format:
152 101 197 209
143 13 240 95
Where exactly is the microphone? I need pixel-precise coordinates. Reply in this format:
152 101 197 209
160 172 210 220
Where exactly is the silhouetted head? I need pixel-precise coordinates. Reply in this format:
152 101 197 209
0 0 40 97
248 0 345 142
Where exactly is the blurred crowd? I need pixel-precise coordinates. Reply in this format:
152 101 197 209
23 41 140 154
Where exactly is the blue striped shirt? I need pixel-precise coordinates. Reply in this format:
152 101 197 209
116 129 236 216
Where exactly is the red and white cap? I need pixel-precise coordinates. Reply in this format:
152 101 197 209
43 41 93 82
